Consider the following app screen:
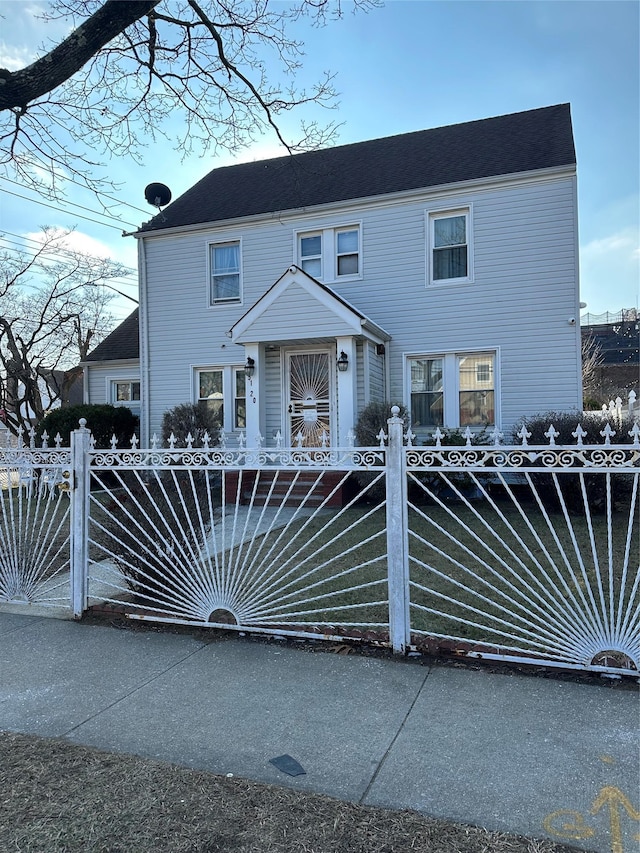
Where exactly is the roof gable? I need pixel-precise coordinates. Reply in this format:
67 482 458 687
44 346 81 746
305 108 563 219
231 266 389 345
140 104 575 233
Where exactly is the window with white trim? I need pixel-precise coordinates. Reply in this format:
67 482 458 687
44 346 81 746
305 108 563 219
297 225 360 281
408 351 495 431
195 366 246 432
429 209 472 284
233 368 246 430
197 369 224 426
111 380 140 416
209 241 241 304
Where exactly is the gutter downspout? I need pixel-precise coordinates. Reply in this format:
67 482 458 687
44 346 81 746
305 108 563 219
137 237 151 445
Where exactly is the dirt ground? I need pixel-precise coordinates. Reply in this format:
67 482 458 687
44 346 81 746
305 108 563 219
0 730 584 853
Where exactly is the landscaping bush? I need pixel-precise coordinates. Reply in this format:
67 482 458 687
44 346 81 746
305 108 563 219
353 401 409 446
36 404 139 448
511 410 636 513
350 402 408 503
161 402 220 447
416 427 491 502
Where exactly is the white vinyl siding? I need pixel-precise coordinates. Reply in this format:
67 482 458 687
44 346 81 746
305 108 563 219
140 170 580 441
85 361 140 408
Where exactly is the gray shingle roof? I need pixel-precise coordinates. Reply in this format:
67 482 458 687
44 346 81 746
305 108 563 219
84 309 139 362
139 104 575 233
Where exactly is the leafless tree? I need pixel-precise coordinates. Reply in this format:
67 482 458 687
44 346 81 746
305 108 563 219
581 332 604 403
0 0 376 205
0 227 125 436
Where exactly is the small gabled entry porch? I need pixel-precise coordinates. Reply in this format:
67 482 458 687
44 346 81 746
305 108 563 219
229 265 390 451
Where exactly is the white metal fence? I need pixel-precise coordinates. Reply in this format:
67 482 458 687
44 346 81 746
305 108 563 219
1 414 638 677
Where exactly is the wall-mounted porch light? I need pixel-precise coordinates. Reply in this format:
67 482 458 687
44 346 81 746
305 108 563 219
244 356 255 378
337 351 349 372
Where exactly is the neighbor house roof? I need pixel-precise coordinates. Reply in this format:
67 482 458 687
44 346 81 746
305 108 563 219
138 104 575 233
84 309 140 362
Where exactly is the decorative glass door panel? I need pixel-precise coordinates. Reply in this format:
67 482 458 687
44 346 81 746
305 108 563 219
287 352 331 447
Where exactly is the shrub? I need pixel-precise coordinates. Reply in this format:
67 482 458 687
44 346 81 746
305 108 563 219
353 401 409 446
416 427 491 502
36 404 139 448
161 402 220 447
511 410 636 512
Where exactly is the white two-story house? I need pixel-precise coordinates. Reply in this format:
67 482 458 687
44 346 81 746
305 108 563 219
84 103 582 447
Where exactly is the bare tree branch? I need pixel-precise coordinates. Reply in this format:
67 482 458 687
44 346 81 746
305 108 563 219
0 0 377 201
0 227 125 435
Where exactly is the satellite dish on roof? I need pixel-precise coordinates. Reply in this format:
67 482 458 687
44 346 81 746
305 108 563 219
144 183 172 209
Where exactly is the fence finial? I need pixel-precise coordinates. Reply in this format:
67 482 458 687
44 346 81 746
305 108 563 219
545 425 559 446
600 422 615 445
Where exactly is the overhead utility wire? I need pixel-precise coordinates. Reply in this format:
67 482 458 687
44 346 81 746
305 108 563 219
0 232 138 276
0 176 145 227
19 174 153 217
1 187 139 232
0 242 139 288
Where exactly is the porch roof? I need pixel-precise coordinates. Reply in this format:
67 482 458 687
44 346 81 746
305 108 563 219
229 266 390 346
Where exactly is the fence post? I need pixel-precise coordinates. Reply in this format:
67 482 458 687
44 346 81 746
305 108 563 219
386 407 410 655
70 419 91 618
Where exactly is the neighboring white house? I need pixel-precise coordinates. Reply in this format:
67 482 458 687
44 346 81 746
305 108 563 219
84 103 582 447
83 308 141 421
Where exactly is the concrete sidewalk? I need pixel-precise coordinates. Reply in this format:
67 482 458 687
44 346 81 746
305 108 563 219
0 610 638 853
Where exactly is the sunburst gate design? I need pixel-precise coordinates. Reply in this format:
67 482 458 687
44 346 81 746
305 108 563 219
406 452 640 671
2 417 639 676
87 462 389 636
0 454 72 607
288 352 331 447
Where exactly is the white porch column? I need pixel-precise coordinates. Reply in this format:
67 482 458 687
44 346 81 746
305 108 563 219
336 335 357 447
243 342 262 448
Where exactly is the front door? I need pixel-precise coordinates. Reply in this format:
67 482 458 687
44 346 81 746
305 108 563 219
286 351 332 447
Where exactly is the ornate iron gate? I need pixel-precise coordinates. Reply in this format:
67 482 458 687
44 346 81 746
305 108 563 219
85 439 389 642
0 436 73 610
404 423 640 674
1 415 638 678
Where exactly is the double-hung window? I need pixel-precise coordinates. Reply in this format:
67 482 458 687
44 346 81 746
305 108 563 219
429 209 472 284
209 241 241 304
408 351 495 432
197 369 224 426
297 225 360 281
233 368 247 430
196 366 246 432
299 234 322 277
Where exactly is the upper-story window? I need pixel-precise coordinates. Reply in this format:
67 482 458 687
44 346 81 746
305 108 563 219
209 240 241 304
429 209 472 284
297 225 361 281
300 234 322 277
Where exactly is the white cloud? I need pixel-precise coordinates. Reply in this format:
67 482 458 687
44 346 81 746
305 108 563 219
24 227 114 259
580 227 640 314
0 43 35 71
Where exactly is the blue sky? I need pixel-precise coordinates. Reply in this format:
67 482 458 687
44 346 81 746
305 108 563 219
1 0 638 322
